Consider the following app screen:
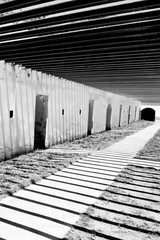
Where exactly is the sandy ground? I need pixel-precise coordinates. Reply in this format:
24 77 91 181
52 120 153 151
136 128 160 160
0 152 83 200
65 165 160 240
64 121 160 240
0 119 159 240
0 120 152 201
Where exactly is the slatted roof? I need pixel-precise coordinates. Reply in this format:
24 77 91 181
0 0 160 104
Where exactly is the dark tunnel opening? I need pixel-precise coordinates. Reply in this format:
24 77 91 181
141 108 155 121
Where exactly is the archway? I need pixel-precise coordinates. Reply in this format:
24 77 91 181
141 108 155 121
119 105 122 127
87 100 94 135
106 104 112 130
128 105 131 124
34 95 48 149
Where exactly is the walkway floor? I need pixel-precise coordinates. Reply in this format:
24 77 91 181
0 122 160 240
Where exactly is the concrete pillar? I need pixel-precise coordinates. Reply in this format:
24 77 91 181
47 74 53 147
53 77 58 144
65 80 70 142
77 83 81 139
25 68 33 151
62 78 67 142
68 81 72 141
55 77 61 143
72 81 76 141
15 66 26 154
30 70 37 150
79 83 82 138
0 61 6 159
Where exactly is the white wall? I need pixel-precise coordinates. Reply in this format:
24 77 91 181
0 60 141 160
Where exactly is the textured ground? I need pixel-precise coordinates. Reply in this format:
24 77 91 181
0 120 152 201
52 120 153 151
136 127 160 161
65 165 160 240
0 152 83 200
64 121 160 240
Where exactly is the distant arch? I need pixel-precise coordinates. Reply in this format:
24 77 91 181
128 105 131 124
119 104 122 127
106 104 112 130
141 108 155 121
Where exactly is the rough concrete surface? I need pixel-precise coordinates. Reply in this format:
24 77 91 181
0 122 160 240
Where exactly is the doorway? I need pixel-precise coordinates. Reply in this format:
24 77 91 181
106 104 112 130
119 105 122 127
128 105 131 124
87 100 94 135
34 95 48 149
135 106 137 120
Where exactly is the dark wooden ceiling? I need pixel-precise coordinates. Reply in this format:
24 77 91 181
0 0 160 104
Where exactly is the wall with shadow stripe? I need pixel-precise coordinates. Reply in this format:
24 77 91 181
0 60 141 160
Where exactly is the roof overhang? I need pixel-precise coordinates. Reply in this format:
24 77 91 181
0 0 160 104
